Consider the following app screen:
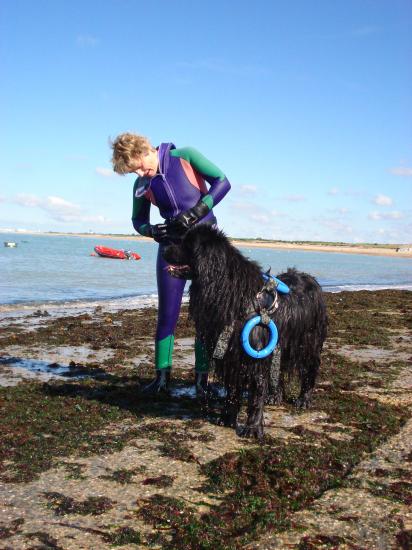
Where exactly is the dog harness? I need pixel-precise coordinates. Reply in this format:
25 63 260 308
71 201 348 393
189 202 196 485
241 273 290 359
213 272 290 361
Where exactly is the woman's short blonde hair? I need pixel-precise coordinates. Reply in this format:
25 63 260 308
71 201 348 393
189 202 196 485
110 132 154 174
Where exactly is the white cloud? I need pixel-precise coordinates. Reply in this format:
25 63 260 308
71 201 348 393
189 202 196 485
319 219 353 233
352 25 380 36
12 194 108 224
373 194 393 206
43 196 82 217
270 209 287 217
385 211 404 220
281 194 306 202
15 194 42 207
96 167 118 178
76 34 99 47
57 213 107 223
230 201 277 226
224 195 410 243
176 59 270 78
250 213 270 224
14 195 82 216
65 154 88 161
239 185 257 196
390 167 412 177
344 189 364 197
328 207 349 215
232 201 254 212
327 187 339 196
368 210 404 220
376 228 404 240
47 196 77 209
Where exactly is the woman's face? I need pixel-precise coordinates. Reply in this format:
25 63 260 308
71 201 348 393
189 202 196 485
130 149 159 178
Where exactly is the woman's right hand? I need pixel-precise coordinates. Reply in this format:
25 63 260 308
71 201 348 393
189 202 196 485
150 223 169 243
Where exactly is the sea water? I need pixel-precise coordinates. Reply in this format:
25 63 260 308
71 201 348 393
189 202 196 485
1 232 412 315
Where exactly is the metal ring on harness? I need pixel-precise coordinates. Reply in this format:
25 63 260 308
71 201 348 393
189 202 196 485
262 273 290 294
241 315 278 359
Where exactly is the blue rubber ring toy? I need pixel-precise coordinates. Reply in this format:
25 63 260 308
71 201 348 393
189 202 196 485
241 315 278 359
262 273 290 294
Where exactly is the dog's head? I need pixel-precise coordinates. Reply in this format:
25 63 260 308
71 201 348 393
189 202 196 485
162 224 228 280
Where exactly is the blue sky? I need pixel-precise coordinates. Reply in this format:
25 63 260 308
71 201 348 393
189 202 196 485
0 0 411 243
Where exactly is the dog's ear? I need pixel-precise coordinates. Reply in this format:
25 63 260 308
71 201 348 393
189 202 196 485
184 225 229 275
184 224 215 244
181 227 205 267
184 225 225 256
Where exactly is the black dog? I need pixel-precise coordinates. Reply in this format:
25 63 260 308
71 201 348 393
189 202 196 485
163 225 327 438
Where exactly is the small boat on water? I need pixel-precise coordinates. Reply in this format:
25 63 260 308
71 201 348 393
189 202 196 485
4 241 17 248
93 245 141 260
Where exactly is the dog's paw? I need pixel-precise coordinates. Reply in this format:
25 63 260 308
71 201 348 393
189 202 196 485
237 424 264 439
295 396 312 409
217 414 237 428
265 392 283 405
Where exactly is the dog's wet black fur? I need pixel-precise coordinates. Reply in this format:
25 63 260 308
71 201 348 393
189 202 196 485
163 225 327 439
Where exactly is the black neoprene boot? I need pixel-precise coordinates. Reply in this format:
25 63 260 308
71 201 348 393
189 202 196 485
142 368 171 395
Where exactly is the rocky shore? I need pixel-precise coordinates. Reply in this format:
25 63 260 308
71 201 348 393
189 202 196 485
0 290 411 549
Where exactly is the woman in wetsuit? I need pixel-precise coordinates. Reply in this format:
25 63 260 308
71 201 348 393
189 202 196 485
111 133 231 396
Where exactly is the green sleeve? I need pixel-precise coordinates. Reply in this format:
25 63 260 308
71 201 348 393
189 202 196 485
171 147 231 210
132 179 151 236
171 147 226 180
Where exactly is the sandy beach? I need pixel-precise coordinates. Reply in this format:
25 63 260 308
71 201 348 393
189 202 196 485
6 230 412 258
232 239 412 258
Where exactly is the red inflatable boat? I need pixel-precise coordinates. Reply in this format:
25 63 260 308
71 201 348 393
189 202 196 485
93 246 141 260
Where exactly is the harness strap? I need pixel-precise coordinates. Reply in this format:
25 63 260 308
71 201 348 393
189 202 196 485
211 279 278 360
269 347 281 387
213 321 235 360
212 273 288 361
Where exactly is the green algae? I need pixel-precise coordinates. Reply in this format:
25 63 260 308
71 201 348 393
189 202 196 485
148 321 410 549
142 474 175 487
0 381 138 483
99 466 147 484
58 461 87 480
364 479 412 505
103 526 142 546
0 290 411 548
25 530 65 549
25 531 65 550
0 307 195 373
0 518 24 540
297 533 365 549
325 290 412 347
43 492 115 516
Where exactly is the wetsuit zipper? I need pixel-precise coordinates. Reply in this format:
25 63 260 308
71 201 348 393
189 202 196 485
163 176 179 217
153 145 178 218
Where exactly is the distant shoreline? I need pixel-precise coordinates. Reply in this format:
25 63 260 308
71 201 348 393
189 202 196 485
3 230 412 258
233 240 412 258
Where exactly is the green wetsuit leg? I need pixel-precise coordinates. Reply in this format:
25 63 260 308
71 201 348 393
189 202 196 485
155 335 174 370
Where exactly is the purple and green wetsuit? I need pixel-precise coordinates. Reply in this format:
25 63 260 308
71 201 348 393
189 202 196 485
132 143 231 372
